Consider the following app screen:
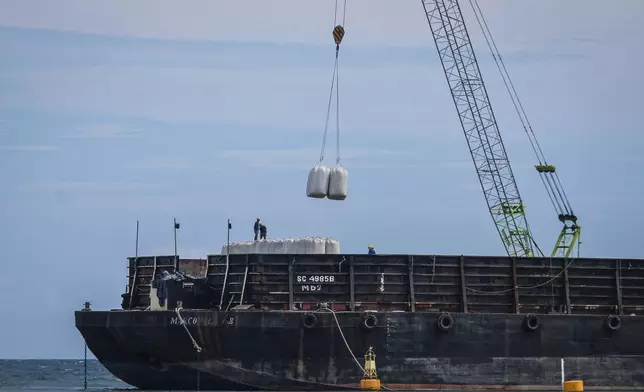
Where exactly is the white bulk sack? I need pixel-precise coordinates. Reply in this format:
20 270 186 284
284 238 296 254
328 164 348 200
273 240 286 254
238 243 247 254
224 243 235 254
307 163 331 198
262 240 272 253
224 243 236 254
311 237 326 254
256 241 266 253
325 238 341 254
266 239 278 253
237 242 248 254
293 238 307 254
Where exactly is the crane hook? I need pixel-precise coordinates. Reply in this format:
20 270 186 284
333 25 345 46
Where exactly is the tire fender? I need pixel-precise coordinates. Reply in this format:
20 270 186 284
605 314 621 332
523 313 540 332
363 313 378 330
437 312 454 332
302 312 318 329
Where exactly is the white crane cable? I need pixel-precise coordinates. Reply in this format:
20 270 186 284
319 0 347 164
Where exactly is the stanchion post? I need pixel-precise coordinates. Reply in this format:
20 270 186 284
84 342 88 390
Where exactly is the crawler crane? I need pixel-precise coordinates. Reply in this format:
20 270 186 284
420 0 580 258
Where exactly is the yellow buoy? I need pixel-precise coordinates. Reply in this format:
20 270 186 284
563 380 584 392
360 379 381 390
360 347 381 390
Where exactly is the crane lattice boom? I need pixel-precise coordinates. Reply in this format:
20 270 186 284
421 0 537 257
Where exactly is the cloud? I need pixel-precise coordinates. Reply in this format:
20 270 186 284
442 161 473 170
1 0 638 52
15 181 167 193
63 124 142 139
214 148 412 169
614 154 644 163
0 64 454 134
0 145 59 151
214 149 515 171
128 157 194 170
0 1 429 47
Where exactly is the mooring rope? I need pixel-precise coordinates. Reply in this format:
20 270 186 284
175 307 203 353
320 306 365 373
319 306 398 391
175 307 203 391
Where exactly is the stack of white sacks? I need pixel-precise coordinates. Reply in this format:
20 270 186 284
221 237 341 255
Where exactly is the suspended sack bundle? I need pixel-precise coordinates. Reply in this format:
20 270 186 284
328 163 348 200
306 163 331 198
307 2 349 201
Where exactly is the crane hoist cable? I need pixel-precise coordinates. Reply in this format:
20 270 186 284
318 0 347 165
466 0 580 258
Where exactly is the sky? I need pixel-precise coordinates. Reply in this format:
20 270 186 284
0 0 643 359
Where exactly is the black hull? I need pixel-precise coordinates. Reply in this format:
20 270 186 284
76 309 644 390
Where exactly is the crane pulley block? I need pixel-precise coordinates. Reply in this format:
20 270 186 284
535 164 556 173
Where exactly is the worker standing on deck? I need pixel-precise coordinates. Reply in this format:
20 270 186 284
368 245 376 255
254 217 261 240
259 223 267 240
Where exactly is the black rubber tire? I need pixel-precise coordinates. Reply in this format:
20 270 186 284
524 313 540 332
363 313 378 330
437 312 454 332
605 314 621 332
302 312 318 329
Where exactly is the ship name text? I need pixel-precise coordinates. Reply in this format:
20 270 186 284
169 316 235 326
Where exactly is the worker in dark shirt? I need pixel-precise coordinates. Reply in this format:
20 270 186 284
259 223 267 240
368 245 376 255
254 217 260 240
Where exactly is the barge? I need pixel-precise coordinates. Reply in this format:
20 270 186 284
75 252 644 390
